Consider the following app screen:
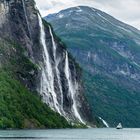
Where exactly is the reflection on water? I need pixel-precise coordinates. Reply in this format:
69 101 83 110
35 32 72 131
0 128 140 140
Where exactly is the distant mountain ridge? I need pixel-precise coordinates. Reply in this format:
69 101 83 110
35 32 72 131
45 6 140 127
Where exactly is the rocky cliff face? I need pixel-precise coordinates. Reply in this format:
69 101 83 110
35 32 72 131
45 6 140 127
0 1 94 126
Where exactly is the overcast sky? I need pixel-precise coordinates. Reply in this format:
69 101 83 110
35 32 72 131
35 0 140 29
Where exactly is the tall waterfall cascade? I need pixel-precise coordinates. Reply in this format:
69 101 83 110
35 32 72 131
38 14 61 114
22 0 31 38
37 14 85 124
48 26 65 115
64 52 85 124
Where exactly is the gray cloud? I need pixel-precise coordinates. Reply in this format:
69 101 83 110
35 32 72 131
35 0 140 29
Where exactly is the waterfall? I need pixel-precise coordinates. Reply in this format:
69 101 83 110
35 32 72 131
48 26 65 115
99 117 109 128
0 1 9 26
38 14 61 114
37 13 84 124
64 52 85 124
22 0 31 38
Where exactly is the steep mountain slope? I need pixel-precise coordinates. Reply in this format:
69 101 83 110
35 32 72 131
0 37 70 129
0 1 95 128
45 6 140 127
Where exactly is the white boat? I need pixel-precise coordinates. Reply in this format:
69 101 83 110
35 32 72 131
116 123 123 129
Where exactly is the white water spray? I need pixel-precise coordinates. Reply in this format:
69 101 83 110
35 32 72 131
37 13 85 124
38 14 61 114
64 51 85 123
22 0 31 38
48 26 65 115
99 117 109 128
0 1 9 26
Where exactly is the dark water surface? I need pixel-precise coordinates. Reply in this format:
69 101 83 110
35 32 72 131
0 128 140 140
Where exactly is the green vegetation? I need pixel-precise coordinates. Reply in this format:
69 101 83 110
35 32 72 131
0 39 71 129
46 6 140 127
84 71 140 127
0 70 70 129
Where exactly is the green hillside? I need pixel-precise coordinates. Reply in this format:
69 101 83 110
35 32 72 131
0 39 70 129
45 6 140 127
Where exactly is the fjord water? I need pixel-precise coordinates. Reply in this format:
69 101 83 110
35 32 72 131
0 129 140 140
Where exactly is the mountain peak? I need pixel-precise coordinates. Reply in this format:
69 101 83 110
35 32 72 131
46 6 140 41
45 6 140 127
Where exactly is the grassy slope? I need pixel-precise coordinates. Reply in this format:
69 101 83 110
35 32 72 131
0 70 71 129
0 39 71 129
80 39 140 127
84 71 140 127
45 7 140 127
51 29 140 127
